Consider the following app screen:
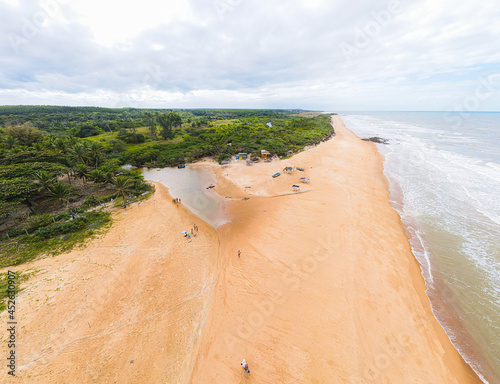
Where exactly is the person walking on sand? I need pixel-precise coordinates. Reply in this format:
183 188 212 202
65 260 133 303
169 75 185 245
241 359 250 375
238 250 241 258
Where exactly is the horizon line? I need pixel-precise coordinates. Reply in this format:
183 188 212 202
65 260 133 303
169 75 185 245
0 105 499 113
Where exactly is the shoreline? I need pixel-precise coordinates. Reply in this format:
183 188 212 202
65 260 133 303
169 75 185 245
385 171 493 384
189 115 482 382
343 115 494 383
0 116 483 382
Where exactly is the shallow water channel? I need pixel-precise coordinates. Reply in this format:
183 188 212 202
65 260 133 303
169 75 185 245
142 166 229 227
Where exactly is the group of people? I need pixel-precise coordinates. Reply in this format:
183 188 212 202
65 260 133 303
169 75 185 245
183 224 199 240
172 198 181 207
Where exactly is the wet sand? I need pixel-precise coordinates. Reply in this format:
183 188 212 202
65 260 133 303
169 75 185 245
0 116 481 383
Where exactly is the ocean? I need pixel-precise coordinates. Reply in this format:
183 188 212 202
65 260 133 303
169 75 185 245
340 112 500 383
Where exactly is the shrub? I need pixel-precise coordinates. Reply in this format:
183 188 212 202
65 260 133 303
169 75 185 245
32 211 110 240
34 221 80 239
6 228 25 239
76 124 102 138
117 131 146 144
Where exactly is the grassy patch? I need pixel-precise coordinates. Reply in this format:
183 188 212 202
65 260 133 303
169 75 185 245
0 271 29 312
86 126 151 143
0 210 112 268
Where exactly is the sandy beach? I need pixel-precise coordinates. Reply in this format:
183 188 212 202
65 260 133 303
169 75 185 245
0 116 481 383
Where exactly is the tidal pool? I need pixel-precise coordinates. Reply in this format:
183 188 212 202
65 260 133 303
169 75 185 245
142 166 229 227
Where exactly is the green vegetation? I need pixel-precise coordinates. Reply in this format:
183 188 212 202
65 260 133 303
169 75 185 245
0 116 155 267
0 271 29 312
0 106 334 267
0 211 112 268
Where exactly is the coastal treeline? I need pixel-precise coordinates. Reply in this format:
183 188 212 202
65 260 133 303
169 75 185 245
0 122 152 267
0 106 305 138
0 106 333 166
0 107 334 268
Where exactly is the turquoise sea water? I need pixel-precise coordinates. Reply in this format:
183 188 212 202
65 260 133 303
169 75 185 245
340 112 500 383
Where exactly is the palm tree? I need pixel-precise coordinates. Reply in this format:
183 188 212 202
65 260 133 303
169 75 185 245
86 141 104 169
34 171 57 192
3 136 19 150
43 133 57 149
48 182 73 207
74 163 90 185
32 142 44 151
54 137 68 154
144 112 157 139
113 176 134 207
66 136 79 147
60 156 75 185
103 171 115 186
123 170 143 183
7 146 23 155
89 169 105 184
71 143 88 165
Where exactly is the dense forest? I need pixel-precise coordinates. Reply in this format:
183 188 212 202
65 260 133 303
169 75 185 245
0 106 307 138
0 106 334 271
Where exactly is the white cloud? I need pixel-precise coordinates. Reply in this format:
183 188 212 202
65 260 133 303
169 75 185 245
67 0 195 46
0 0 499 110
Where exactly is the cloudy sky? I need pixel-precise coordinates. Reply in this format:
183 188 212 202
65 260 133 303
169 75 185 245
1 0 499 110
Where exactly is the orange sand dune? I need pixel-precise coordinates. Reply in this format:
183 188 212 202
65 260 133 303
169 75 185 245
0 116 480 383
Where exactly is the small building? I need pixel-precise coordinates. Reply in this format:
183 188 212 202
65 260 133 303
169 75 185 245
261 150 271 159
266 122 273 128
236 153 248 160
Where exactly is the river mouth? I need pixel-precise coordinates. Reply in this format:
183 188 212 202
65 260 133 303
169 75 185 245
142 166 230 228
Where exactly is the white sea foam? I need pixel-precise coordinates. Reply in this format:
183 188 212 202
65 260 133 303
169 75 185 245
342 112 500 382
